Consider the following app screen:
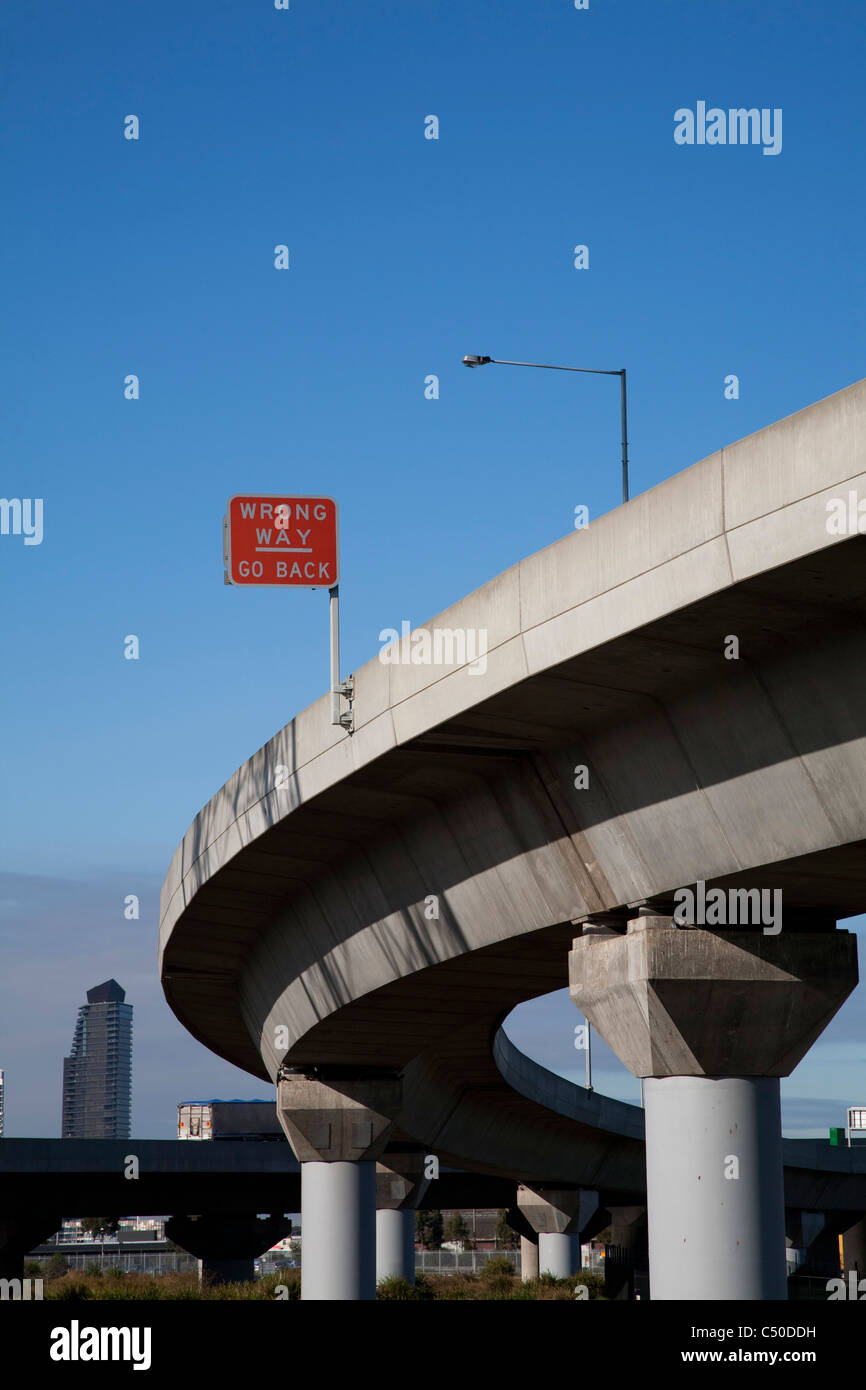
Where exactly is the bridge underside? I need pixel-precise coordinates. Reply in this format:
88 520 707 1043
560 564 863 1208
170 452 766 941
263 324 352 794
156 538 866 1193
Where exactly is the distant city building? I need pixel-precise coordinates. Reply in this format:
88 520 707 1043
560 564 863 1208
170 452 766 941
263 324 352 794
61 980 133 1138
0 1068 5 1136
56 1216 167 1240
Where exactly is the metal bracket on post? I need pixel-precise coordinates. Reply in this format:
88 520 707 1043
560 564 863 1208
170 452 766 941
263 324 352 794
329 584 354 733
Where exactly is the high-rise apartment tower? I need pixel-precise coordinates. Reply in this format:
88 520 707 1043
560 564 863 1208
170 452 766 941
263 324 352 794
61 980 133 1138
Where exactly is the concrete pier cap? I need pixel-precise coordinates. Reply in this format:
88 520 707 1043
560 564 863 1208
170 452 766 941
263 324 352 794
166 1214 291 1286
517 1187 598 1278
375 1152 430 1212
276 1068 401 1163
569 911 858 1078
517 1185 598 1237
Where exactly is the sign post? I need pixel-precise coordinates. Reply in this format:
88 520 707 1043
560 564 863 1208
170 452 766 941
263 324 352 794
223 495 353 732
329 583 350 729
847 1106 866 1146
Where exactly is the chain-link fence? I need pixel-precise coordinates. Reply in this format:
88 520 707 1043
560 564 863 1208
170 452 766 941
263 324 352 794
30 1252 198 1275
415 1250 522 1275
415 1248 604 1276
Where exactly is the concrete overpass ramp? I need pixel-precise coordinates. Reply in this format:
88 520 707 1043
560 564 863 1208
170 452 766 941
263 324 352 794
161 378 866 1297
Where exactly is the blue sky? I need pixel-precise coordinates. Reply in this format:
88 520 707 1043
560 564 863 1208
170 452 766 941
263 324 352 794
1 0 864 1138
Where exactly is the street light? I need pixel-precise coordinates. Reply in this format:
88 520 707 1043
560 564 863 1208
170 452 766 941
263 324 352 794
461 354 630 504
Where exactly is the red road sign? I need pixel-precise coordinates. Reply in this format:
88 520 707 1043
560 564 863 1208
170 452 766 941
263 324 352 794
224 495 339 587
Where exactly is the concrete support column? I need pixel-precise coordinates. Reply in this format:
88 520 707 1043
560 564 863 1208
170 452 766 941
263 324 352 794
520 1235 539 1282
604 1205 648 1300
570 910 858 1302
277 1069 400 1302
538 1232 575 1278
516 1185 597 1278
786 1208 848 1279
302 1160 376 1299
375 1208 415 1284
0 1215 62 1280
374 1153 429 1285
843 1215 866 1279
644 1076 785 1299
201 1256 255 1283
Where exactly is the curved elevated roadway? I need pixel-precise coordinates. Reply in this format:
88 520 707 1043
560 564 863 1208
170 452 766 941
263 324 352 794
161 377 866 1297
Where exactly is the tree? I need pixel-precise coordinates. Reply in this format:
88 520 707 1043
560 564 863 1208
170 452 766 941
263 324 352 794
444 1211 474 1250
81 1217 120 1272
415 1209 443 1250
496 1210 519 1250
81 1217 120 1238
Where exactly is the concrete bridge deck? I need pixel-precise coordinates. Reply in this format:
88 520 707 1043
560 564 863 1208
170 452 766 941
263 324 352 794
158 377 866 1296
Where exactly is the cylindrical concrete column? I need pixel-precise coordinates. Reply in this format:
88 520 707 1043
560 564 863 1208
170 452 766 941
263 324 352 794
843 1216 866 1278
301 1160 376 1300
605 1206 647 1301
644 1076 787 1300
376 1208 415 1284
538 1232 574 1278
199 1256 255 1285
520 1235 539 1282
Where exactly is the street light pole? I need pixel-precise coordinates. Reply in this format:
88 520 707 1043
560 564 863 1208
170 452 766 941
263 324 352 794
462 355 630 504
619 367 629 504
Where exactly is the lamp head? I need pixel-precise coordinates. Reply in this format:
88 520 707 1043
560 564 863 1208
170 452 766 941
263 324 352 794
462 355 493 368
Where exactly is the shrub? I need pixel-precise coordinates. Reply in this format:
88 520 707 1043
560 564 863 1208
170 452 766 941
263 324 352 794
376 1276 419 1300
534 1281 580 1300
260 1271 301 1301
480 1256 516 1280
44 1254 69 1281
51 1279 93 1301
571 1270 605 1299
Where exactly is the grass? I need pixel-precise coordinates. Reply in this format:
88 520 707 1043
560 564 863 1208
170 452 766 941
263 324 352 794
378 1268 606 1301
38 1269 301 1301
33 1266 605 1300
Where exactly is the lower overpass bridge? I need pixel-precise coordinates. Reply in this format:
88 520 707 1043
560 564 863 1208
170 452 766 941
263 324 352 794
3 1058 866 1289
0 1137 520 1282
160 378 866 1299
